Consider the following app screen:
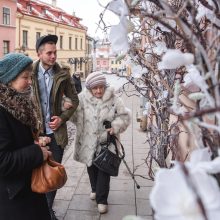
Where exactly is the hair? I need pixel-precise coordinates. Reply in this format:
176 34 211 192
7 63 33 86
23 63 33 72
37 41 56 53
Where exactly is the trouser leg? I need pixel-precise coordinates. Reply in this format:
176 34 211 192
45 133 64 210
87 165 98 192
96 169 110 205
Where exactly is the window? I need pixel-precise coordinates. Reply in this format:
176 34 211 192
111 61 114 64
80 38 83 50
27 5 32 12
36 32 41 41
69 37 72 50
60 36 63 49
80 59 82 71
3 7 10 25
75 38 78 50
22 30 28 48
3 41 10 55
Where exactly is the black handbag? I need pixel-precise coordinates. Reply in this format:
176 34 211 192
93 134 125 176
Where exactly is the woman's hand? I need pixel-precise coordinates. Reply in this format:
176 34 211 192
106 128 114 135
35 136 51 147
63 100 73 110
40 147 52 161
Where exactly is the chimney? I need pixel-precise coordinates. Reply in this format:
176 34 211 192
52 0 56 7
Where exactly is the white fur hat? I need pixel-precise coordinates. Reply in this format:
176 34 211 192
85 71 107 89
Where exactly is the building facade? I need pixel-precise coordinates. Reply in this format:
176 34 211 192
16 0 88 78
95 40 111 72
84 35 93 78
0 0 17 57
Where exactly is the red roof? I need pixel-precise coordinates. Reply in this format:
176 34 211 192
17 0 87 30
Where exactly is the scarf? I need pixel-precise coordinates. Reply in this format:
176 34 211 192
0 83 40 136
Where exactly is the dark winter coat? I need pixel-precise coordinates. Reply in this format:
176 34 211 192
32 60 79 148
72 74 82 94
0 84 51 220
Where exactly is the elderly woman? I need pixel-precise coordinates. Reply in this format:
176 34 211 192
71 71 131 214
0 53 51 220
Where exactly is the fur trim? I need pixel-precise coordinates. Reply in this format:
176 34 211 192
0 83 40 132
72 86 131 166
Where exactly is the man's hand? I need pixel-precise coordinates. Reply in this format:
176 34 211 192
48 116 62 131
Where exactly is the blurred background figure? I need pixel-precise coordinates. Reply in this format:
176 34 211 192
72 72 82 94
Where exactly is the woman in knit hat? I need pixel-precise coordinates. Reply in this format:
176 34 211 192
70 71 131 214
0 53 52 220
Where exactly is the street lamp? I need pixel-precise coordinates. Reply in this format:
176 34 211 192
92 38 99 71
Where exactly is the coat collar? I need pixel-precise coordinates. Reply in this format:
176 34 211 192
83 86 116 104
33 60 69 76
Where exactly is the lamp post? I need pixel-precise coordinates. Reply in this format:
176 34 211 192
93 39 98 71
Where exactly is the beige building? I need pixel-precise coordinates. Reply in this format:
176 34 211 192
16 0 88 79
84 35 94 78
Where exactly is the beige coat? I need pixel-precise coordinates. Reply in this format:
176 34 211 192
71 87 131 166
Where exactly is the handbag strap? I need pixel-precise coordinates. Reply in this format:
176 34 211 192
107 133 125 159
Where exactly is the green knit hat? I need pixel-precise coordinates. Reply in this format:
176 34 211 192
0 53 33 84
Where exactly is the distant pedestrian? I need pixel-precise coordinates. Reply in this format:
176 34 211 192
70 71 131 214
32 34 79 220
72 72 82 94
0 53 52 220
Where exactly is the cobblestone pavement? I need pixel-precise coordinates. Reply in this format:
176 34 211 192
53 88 153 220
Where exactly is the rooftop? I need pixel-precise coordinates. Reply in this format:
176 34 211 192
17 0 87 31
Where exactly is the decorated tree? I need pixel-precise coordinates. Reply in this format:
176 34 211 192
99 0 220 219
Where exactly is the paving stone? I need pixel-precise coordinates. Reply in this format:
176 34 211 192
66 167 86 177
138 215 153 220
135 186 152 199
56 186 76 200
64 175 79 187
136 199 152 216
100 205 135 220
69 195 98 211
110 178 134 191
108 190 135 205
53 200 70 218
80 172 90 183
134 177 154 187
64 210 100 220
74 182 92 195
115 168 135 180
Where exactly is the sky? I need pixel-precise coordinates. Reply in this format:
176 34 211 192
41 0 119 38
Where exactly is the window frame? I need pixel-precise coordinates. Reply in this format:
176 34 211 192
22 30 28 48
69 37 72 50
75 37 78 50
3 40 10 55
60 35 63 49
3 7 10 25
36 32 41 41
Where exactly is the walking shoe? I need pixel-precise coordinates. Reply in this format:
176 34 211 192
98 204 108 214
90 192 96 200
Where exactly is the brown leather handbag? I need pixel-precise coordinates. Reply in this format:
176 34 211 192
31 157 67 193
